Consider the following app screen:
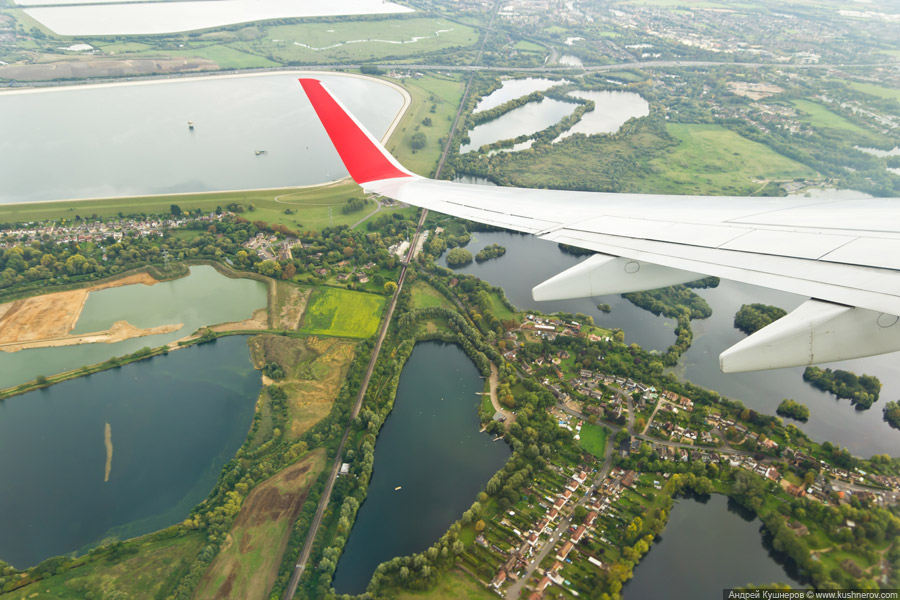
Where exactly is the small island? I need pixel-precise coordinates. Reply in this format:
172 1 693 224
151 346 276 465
776 398 810 422
884 401 900 430
734 303 787 335
802 366 882 409
475 243 506 263
597 303 611 313
446 247 474 267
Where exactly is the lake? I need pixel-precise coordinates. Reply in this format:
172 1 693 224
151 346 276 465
0 265 267 389
0 72 404 204
23 0 413 36
554 90 649 142
625 494 804 598
438 231 676 353
461 98 577 154
332 342 511 594
437 229 900 457
0 335 259 568
473 78 569 113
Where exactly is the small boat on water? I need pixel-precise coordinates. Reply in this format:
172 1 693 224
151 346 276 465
394 486 402 491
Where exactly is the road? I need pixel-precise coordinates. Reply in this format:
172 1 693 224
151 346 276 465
505 434 615 599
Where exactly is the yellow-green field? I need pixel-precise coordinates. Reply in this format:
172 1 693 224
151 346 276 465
0 182 369 230
646 123 818 194
195 449 326 600
248 18 478 65
299 287 385 338
3 531 206 599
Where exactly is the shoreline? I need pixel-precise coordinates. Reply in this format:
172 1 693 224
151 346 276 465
0 70 411 208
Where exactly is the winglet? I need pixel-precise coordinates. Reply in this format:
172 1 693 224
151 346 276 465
299 78 414 185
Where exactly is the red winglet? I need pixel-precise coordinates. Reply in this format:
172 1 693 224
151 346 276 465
299 78 413 185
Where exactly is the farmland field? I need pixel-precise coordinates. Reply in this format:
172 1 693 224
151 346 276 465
299 287 385 338
195 449 327 600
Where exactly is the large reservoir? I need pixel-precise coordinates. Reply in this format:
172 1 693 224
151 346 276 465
0 72 405 204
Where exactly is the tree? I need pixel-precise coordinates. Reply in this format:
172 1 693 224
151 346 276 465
384 281 398 295
446 248 473 266
170 204 183 217
475 519 486 533
410 132 427 150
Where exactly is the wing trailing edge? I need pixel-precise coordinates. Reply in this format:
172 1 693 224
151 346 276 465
298 78 900 372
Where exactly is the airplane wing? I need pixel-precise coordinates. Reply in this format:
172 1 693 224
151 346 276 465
298 78 900 373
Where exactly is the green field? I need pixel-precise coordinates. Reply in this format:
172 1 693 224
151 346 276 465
250 18 478 64
388 569 496 600
410 280 453 309
579 423 609 458
488 291 519 322
3 531 205 599
299 287 385 338
388 73 466 177
791 99 868 134
843 80 900 102
646 123 818 194
0 182 371 230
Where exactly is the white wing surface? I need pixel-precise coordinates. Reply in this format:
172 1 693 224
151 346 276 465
299 78 900 372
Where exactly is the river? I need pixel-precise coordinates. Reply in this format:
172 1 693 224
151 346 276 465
332 342 511 594
625 494 804 598
0 265 267 390
0 72 404 204
0 335 259 568
438 230 900 457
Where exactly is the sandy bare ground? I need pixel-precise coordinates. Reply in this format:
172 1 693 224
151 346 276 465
0 320 183 353
0 272 160 345
209 308 270 334
488 363 516 425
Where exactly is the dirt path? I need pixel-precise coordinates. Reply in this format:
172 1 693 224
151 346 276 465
488 363 516 424
0 320 182 353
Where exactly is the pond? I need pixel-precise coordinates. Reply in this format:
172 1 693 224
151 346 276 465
332 342 511 594
625 494 804 598
22 0 413 36
461 98 577 154
473 78 569 113
0 72 404 203
554 90 649 142
0 265 267 389
0 335 259 568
